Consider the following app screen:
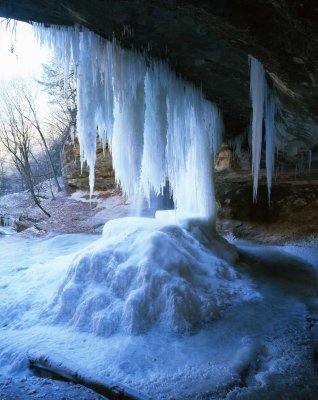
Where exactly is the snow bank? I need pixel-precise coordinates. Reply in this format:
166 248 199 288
0 226 16 235
0 233 98 330
47 217 247 335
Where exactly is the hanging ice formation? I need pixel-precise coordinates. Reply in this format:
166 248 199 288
308 149 312 174
264 90 276 203
249 55 276 203
231 130 247 160
34 24 223 222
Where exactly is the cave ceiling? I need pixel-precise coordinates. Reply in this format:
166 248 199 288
1 0 318 150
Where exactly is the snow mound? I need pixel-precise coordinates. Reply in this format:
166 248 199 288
0 226 16 235
47 217 248 336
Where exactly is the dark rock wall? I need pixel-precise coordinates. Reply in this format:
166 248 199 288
216 169 318 242
213 145 318 240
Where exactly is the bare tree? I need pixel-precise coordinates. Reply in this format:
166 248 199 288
22 90 62 192
38 61 77 144
0 159 6 195
0 81 51 217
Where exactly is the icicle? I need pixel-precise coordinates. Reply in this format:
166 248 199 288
300 152 304 173
308 149 312 174
69 125 75 142
34 23 223 221
264 90 276 204
249 56 266 202
232 130 247 160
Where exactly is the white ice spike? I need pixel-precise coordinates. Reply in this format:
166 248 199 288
249 55 266 202
264 89 276 204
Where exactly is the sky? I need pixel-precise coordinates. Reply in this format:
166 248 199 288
0 20 53 161
0 19 51 78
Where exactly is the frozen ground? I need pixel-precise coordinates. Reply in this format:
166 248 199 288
0 179 132 234
0 375 106 400
0 223 318 399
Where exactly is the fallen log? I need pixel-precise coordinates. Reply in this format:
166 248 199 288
28 351 150 400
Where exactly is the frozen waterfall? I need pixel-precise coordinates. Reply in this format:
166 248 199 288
32 24 249 337
34 24 223 222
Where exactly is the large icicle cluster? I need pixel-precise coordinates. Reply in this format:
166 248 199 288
249 56 276 203
34 24 223 221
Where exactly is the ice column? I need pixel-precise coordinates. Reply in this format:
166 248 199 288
140 62 168 202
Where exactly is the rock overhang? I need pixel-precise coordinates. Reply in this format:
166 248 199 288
1 0 317 153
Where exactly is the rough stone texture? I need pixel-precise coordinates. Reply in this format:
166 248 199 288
61 137 116 191
1 0 318 154
215 145 238 172
215 169 318 243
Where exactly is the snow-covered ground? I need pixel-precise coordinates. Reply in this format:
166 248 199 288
0 226 16 235
0 181 131 234
0 221 318 399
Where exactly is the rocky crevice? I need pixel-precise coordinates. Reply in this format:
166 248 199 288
61 136 116 191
